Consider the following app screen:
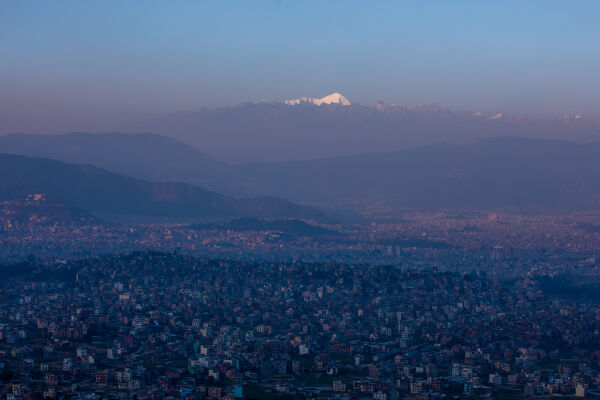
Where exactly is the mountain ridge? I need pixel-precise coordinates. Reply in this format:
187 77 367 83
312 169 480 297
0 132 253 196
236 137 600 210
0 152 324 221
119 100 600 163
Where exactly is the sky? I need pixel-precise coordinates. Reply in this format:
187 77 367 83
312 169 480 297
1 0 600 133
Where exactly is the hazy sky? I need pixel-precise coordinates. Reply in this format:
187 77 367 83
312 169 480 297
2 1 600 133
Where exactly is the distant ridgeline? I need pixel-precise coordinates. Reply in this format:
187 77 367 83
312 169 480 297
0 153 324 221
3 134 600 213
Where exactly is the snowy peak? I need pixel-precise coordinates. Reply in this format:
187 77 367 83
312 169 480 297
318 92 351 106
285 92 351 106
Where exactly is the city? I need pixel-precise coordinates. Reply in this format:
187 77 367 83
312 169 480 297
3 1 600 398
1 252 599 399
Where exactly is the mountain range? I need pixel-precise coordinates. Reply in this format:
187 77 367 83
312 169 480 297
2 132 600 212
0 153 323 221
239 138 600 210
119 93 600 163
0 132 249 196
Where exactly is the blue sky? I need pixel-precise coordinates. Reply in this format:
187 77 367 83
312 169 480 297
1 1 599 132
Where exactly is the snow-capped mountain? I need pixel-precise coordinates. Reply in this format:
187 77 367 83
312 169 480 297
284 92 351 106
121 98 600 163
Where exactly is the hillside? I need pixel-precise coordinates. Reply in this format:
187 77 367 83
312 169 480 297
4 134 600 212
0 153 323 220
238 138 600 210
0 132 251 196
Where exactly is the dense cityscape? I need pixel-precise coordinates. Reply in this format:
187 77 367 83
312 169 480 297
3 195 600 277
0 252 599 399
1 195 600 398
